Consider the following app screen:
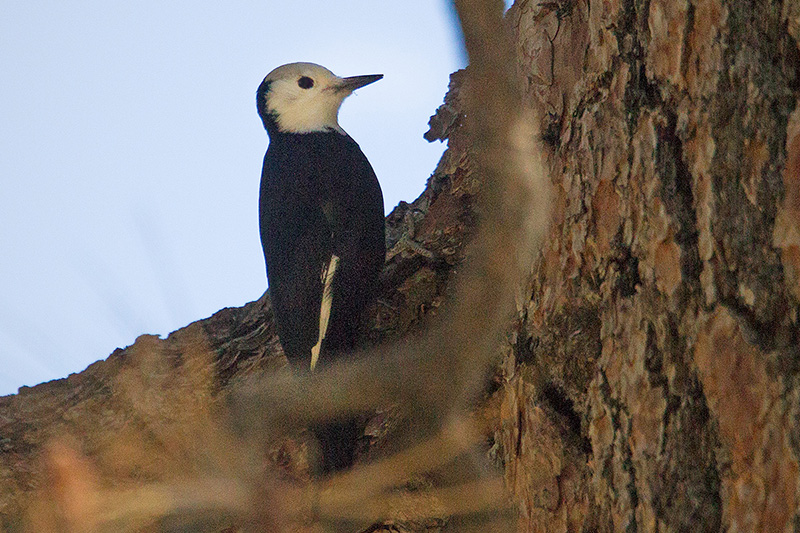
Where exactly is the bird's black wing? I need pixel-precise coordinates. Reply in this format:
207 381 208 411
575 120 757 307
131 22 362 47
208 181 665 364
310 133 386 358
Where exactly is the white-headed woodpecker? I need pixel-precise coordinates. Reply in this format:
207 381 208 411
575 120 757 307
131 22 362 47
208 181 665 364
256 62 385 473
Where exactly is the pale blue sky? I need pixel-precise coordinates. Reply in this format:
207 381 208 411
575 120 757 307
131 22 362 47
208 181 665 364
0 2 467 395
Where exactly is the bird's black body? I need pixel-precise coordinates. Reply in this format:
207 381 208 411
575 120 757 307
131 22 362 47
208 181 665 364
256 67 385 473
259 129 385 366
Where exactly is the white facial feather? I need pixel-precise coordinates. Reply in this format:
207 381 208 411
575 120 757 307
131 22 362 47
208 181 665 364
264 62 351 134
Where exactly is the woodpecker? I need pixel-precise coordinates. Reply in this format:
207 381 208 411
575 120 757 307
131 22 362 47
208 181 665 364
256 62 385 473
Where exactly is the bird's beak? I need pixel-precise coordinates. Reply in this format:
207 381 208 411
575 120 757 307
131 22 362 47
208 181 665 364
337 74 383 93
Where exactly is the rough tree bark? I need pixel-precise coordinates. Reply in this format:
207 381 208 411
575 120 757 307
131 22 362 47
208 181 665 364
1 0 799 531
493 0 800 531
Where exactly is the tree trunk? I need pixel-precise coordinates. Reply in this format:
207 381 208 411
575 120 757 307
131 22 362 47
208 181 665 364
495 0 800 530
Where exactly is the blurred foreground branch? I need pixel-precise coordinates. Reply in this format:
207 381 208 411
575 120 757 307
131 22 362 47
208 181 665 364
21 1 551 531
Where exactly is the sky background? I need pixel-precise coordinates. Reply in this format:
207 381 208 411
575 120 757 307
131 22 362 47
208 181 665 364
0 2 471 395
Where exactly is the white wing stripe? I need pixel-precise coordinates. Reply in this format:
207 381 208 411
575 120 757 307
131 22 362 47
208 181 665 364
310 254 339 370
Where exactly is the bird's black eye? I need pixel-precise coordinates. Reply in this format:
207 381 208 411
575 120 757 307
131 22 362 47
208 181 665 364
298 76 314 89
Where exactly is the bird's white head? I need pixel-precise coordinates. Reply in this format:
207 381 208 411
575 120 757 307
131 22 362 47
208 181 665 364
257 62 382 135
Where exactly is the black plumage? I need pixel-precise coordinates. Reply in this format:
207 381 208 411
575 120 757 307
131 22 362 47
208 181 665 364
256 63 385 473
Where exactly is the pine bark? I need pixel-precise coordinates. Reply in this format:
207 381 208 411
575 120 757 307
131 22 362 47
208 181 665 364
495 0 800 530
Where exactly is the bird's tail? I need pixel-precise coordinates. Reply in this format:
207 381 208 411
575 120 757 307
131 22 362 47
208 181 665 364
310 416 364 475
